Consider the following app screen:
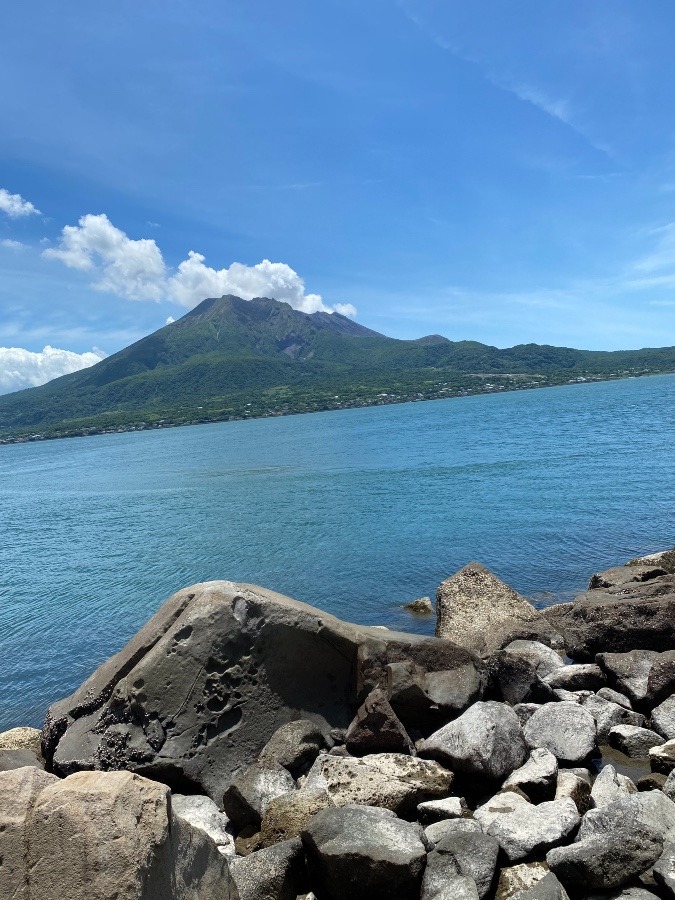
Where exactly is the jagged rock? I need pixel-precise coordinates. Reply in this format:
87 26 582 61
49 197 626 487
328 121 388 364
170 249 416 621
555 769 592 814
259 720 328 776
344 688 414 755
424 831 499 899
650 739 675 774
588 565 667 589
259 789 333 847
583 890 661 900
510 872 570 900
653 842 675 898
0 726 44 759
483 796 580 862
302 804 427 900
608 725 664 758
503 641 565 679
590 764 637 807
435 563 537 653
404 596 434 615
303 751 453 817
422 874 479 900
0 767 238 900
222 759 296 830
544 665 605 692
502 748 558 802
514 703 544 726
581 693 644 742
597 651 660 707
474 790 532 830
172 793 235 858
646 651 675 706
637 772 667 791
652 695 675 740
385 657 484 731
546 827 664 891
553 689 592 703
597 686 633 709
578 790 675 844
542 576 675 660
488 652 558 705
523 702 597 763
419 701 527 781
417 795 469 823
230 837 306 900
425 819 482 844
664 769 675 800
0 748 44 771
494 862 551 900
43 581 479 801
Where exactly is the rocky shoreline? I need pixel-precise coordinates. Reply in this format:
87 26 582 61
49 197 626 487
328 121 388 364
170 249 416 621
2 550 675 899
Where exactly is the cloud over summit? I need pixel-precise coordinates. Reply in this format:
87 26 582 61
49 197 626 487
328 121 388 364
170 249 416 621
44 213 356 317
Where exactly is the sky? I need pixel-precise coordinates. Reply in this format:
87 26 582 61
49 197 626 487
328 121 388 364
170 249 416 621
3 1 675 393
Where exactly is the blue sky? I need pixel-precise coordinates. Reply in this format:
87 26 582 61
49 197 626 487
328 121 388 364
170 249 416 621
2 0 675 391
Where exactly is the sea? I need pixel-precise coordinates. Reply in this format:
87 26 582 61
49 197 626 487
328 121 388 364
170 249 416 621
1 373 674 731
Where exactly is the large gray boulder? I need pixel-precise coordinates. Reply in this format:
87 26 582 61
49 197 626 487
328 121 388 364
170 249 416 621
222 759 296 830
590 764 636 808
419 701 527 781
259 788 334 847
542 577 675 660
424 831 499 899
597 650 660 707
43 581 482 801
435 563 537 653
588 565 667 590
344 688 414 756
608 724 664 758
544 665 605 693
302 804 427 900
483 796 580 862
502 640 565 679
651 695 675 740
510 872 570 900
0 767 238 899
581 693 644 742
229 837 307 900
502 748 558 802
258 719 328 776
523 702 597 763
577 790 675 845
171 793 235 858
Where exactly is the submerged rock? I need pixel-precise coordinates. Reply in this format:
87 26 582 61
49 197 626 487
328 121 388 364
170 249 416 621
403 596 434 615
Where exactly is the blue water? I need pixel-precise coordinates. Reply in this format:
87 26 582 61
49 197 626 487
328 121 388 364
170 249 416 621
1 375 674 731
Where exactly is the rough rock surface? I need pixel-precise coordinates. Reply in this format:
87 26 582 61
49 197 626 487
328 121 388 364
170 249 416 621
502 641 565 679
0 726 44 758
0 748 44 771
652 695 675 739
419 701 528 780
542 577 675 660
302 804 427 900
510 872 570 900
417 795 469 823
386 657 485 731
653 841 675 898
229 837 306 900
502 748 558 802
650 738 675 773
597 651 660 707
259 788 333 847
0 767 238 900
577 791 675 844
435 563 537 653
608 724 664 758
258 719 328 775
544 664 605 692
555 769 591 814
597 687 633 708
483 797 580 862
588 565 667 590
523 702 597 763
488 652 558 705
404 596 434 615
172 793 235 858
43 581 480 801
494 862 551 900
303 751 453 816
664 769 675 800
425 818 482 844
474 791 532 831
581 693 644 742
222 759 296 829
590 764 637 808
344 688 414 755
425 831 500 899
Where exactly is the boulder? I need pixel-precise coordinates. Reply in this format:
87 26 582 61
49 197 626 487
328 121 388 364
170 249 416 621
544 665 605 692
425 819 482 844
597 687 633 709
417 795 469 824
581 693 644 742
435 563 537 653
483 797 580 862
653 842 675 898
0 767 238 900
43 581 481 801
171 793 235 858
422 874 479 900
404 596 434 615
651 695 675 740
503 641 565 679
608 725 664 758
664 769 675 800
590 764 637 808
385 658 484 731
646 651 675 706
514 703 544 726
474 790 532 831
344 688 414 756
650 739 675 774
541 577 675 660
523 702 597 763
555 769 591 814
577 791 675 845
259 788 333 848
636 772 667 791
502 748 558 802
588 565 667 589
597 651 659 707
419 701 527 781
301 804 427 900
0 726 44 759
222 759 296 830
229 837 306 900
425 831 500 899
258 720 328 776
0 748 44 771
488 652 558 705
303 751 453 817
494 862 551 900
510 872 570 900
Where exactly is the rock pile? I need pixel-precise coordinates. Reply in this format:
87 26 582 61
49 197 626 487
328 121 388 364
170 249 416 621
1 551 675 898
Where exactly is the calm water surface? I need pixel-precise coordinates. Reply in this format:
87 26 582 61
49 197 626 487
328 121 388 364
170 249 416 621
2 375 674 730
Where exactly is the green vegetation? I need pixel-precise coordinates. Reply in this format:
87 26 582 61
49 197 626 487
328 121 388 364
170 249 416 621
1 294 674 444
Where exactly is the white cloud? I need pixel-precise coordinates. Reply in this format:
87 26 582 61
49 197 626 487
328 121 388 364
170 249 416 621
0 188 41 218
0 345 106 395
165 315 175 324
0 238 25 251
43 213 356 316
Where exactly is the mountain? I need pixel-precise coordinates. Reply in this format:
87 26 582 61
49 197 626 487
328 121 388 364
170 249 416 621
2 294 675 440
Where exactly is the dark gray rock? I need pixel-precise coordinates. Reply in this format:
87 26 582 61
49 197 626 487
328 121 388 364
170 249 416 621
636 772 667 791
647 651 675 706
510 872 570 900
404 596 434 615
259 720 328 776
503 640 565 679
544 665 605 692
426 831 500 899
230 837 306 900
494 862 551 900
502 748 558 802
222 759 295 830
0 749 44 772
422 872 479 900
608 725 664 758
514 703 544 726
541 577 675 660
424 819 482 845
488 652 558 705
301 804 427 900
588 565 667 590
385 657 485 731
419 701 527 781
43 581 481 801
651 695 675 740
523 702 597 763
344 688 414 756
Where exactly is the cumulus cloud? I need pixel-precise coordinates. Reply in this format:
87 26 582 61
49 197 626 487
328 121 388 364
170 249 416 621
44 213 356 316
0 345 106 395
0 238 25 251
0 188 41 218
